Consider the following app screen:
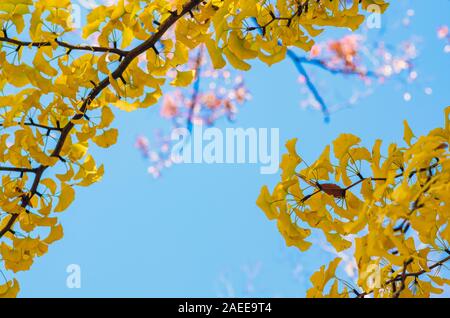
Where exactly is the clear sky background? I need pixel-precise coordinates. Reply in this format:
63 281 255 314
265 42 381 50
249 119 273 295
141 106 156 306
15 0 450 297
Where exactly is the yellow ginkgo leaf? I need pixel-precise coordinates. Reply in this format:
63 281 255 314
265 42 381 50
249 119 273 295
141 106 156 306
333 134 361 159
403 120 415 146
68 143 88 162
110 0 125 20
170 70 195 87
0 279 20 298
93 128 118 148
307 258 341 298
108 73 123 97
205 39 226 69
43 224 64 244
54 184 75 213
256 186 278 220
228 31 258 60
41 178 57 195
99 106 115 129
223 48 251 71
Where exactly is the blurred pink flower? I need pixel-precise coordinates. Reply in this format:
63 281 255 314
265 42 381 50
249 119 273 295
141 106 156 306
235 86 249 103
224 99 237 114
137 47 251 178
135 135 150 157
327 35 361 70
160 95 179 118
437 25 449 39
309 45 321 58
202 92 222 109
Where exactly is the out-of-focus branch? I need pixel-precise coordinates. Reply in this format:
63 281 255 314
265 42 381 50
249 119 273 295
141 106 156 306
287 49 331 123
297 56 378 78
187 46 204 132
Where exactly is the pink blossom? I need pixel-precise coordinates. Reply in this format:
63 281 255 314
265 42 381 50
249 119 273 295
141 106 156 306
437 25 449 39
135 135 150 157
309 45 321 58
160 95 179 118
201 92 222 109
327 35 361 70
235 87 249 103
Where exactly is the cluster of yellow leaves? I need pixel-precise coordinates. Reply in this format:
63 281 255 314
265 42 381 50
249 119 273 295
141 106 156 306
209 0 389 69
0 0 388 296
257 107 450 298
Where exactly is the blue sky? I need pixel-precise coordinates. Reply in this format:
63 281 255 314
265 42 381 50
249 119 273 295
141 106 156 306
15 0 450 297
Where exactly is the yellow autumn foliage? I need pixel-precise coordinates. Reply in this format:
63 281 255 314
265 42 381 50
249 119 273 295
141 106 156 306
257 107 450 298
0 0 388 296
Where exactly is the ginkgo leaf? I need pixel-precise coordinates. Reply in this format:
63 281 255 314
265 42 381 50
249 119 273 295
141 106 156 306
228 31 258 60
54 184 75 213
68 143 88 162
280 138 302 180
205 39 226 69
108 73 123 97
121 26 134 48
333 134 361 159
403 120 415 146
324 232 352 252
113 100 140 112
258 46 287 66
0 279 20 298
171 70 195 87
33 47 58 77
41 178 57 195
223 48 251 71
99 106 115 129
43 224 64 244
256 186 278 220
307 258 341 298
93 128 118 148
110 0 125 20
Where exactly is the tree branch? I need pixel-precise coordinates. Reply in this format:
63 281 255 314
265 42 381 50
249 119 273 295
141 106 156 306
388 255 450 284
187 46 204 132
287 49 331 123
24 121 62 132
357 255 450 298
0 36 128 57
297 56 378 78
0 167 36 173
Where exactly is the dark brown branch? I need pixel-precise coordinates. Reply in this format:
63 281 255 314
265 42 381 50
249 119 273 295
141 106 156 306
388 255 450 284
0 167 36 173
0 37 128 57
372 160 440 182
392 258 413 298
25 121 62 132
295 162 440 206
357 255 450 298
246 1 308 35
1 121 62 133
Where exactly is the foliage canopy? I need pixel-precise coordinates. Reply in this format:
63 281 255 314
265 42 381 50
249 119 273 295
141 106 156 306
0 0 388 297
258 107 450 298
